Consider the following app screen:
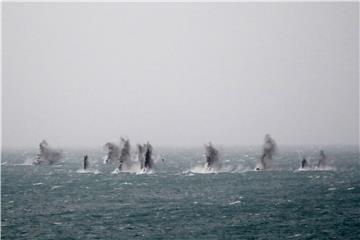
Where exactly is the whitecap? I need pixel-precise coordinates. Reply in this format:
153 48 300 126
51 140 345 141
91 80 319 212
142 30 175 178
23 158 34 165
137 183 148 186
314 166 336 171
294 167 313 172
76 169 100 174
187 163 251 174
112 163 146 175
33 182 44 186
121 182 133 185
13 160 33 166
188 165 218 174
111 168 120 174
136 169 154 175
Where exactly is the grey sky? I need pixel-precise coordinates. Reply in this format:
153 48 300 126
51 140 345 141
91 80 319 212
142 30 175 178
2 3 359 148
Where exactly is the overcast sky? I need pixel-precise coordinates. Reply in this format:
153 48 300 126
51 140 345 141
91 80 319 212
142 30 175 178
2 2 359 148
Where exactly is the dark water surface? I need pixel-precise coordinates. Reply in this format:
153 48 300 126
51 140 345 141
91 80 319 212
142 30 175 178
2 146 360 239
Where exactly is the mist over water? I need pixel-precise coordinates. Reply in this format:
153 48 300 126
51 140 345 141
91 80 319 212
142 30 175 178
2 145 359 239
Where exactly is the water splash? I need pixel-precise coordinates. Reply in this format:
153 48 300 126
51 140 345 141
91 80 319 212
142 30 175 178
256 134 277 170
144 142 154 171
33 140 62 165
118 138 132 171
204 142 220 171
317 150 327 169
137 144 145 170
294 150 335 171
103 142 120 164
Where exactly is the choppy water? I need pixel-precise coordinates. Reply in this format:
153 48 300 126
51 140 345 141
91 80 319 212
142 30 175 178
2 146 360 239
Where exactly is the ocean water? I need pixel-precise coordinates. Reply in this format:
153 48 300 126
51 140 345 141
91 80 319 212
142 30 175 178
2 145 360 240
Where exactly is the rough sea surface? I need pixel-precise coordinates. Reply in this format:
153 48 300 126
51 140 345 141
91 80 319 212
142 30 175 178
2 145 360 239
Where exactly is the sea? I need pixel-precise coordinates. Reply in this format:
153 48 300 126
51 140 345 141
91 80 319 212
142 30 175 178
1 145 360 239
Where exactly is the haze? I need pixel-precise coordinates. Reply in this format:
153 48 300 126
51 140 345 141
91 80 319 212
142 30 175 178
2 3 359 148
